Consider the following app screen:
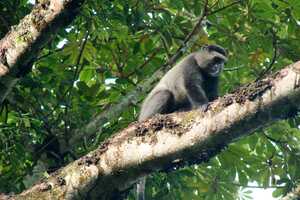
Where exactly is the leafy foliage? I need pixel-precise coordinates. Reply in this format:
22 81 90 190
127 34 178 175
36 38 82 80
1 0 300 199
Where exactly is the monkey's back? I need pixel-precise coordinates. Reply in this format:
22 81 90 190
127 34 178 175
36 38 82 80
157 54 197 102
139 54 198 121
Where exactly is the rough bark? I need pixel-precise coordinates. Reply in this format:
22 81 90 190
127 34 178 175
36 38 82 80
0 0 85 104
6 61 300 200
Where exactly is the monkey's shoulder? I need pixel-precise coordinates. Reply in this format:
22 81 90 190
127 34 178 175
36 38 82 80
161 55 197 80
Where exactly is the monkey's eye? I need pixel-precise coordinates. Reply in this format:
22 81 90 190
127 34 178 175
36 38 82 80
213 57 224 64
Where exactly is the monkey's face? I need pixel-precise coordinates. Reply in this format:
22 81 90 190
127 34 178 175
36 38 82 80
195 50 227 77
206 57 226 77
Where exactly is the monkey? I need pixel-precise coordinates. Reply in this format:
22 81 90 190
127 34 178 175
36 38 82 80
136 44 228 200
139 44 227 121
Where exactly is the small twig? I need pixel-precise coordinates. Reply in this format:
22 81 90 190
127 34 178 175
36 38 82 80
62 150 77 160
63 30 90 146
35 136 58 155
208 0 242 16
160 35 171 59
278 0 289 4
115 43 125 75
263 132 287 144
73 30 90 80
167 0 209 66
209 0 220 11
127 48 162 77
256 29 278 81
36 47 65 61
4 102 8 123
232 182 285 189
182 0 209 46
224 65 245 71
110 48 122 73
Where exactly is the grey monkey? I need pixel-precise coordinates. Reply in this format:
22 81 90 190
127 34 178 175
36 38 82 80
139 44 227 121
136 44 228 200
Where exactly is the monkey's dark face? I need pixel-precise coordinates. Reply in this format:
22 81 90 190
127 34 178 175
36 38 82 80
194 48 227 77
205 57 225 77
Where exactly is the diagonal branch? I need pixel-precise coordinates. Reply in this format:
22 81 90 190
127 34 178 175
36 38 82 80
11 61 300 200
0 0 85 104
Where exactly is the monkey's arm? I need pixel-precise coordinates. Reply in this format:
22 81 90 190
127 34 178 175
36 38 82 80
204 76 219 101
187 85 209 109
184 73 208 109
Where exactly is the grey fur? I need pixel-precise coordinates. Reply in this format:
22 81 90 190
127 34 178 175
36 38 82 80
139 45 227 121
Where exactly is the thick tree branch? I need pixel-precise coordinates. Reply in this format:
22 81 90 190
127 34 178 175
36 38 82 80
9 61 300 199
0 0 85 104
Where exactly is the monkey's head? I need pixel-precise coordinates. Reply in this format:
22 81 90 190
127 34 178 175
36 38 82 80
194 44 228 77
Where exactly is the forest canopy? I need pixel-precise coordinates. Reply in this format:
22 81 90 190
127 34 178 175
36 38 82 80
0 0 300 199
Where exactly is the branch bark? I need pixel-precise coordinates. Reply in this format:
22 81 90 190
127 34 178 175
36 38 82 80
0 0 85 104
7 61 300 199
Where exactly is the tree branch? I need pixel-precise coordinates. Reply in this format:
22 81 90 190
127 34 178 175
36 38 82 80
0 0 85 104
224 65 245 71
36 46 65 61
10 61 300 199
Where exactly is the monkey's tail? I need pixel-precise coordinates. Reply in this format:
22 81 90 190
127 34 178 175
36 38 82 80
136 177 146 200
